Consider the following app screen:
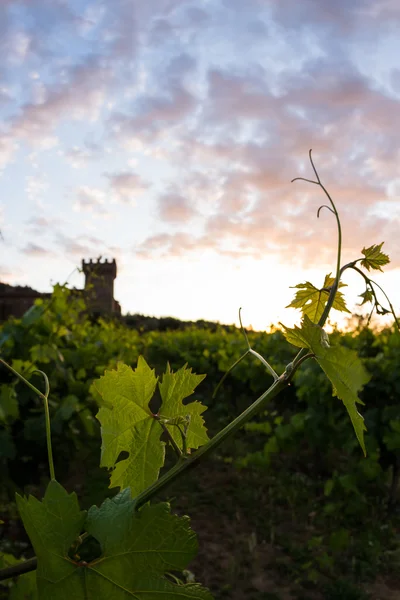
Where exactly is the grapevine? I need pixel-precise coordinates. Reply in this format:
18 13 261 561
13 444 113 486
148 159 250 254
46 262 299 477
0 151 398 598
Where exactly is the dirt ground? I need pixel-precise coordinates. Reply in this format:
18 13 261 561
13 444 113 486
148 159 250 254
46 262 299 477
164 460 400 600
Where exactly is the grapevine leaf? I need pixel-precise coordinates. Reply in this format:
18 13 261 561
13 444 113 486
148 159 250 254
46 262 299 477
359 289 374 305
16 483 212 599
360 242 390 272
281 316 369 454
94 358 161 495
9 571 38 600
0 384 19 423
158 364 209 451
84 490 213 599
287 273 350 323
15 480 87 598
95 357 208 496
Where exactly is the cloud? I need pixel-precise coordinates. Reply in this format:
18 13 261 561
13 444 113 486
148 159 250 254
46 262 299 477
158 192 198 223
21 242 52 257
104 172 149 204
0 134 18 169
25 216 63 236
55 232 123 263
110 86 196 145
262 0 400 35
108 51 198 149
55 232 105 258
1 0 400 296
63 145 98 168
0 265 17 283
25 174 49 203
205 68 280 124
73 186 108 214
9 57 111 147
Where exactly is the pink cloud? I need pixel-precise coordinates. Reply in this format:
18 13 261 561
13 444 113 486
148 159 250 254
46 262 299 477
7 57 111 151
56 233 103 258
0 134 17 168
158 192 197 223
206 69 280 123
105 172 150 204
63 145 98 168
111 87 196 140
73 186 110 216
21 242 52 257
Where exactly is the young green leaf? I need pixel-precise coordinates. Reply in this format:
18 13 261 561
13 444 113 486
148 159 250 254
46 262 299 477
281 316 369 454
158 363 209 452
95 356 208 496
287 273 350 323
359 289 374 305
360 242 390 272
16 482 212 599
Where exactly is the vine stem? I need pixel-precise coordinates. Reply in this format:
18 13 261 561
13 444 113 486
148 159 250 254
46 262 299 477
0 557 37 581
290 149 343 369
134 375 286 509
155 417 183 458
212 349 250 400
239 308 279 380
347 264 400 331
0 359 55 481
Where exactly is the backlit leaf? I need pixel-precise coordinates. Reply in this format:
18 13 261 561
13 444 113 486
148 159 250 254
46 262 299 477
359 289 374 305
287 273 350 323
281 316 369 454
95 356 208 496
360 242 390 272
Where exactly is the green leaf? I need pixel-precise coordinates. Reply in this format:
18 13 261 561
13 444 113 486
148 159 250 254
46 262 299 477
0 384 19 423
360 242 390 272
359 289 374 305
16 480 87 598
95 356 208 496
0 551 20 569
281 316 369 454
286 273 350 323
84 490 212 599
324 479 334 497
9 568 38 600
158 363 209 452
16 483 212 599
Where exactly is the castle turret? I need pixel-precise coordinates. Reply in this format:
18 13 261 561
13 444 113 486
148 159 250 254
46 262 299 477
82 258 119 315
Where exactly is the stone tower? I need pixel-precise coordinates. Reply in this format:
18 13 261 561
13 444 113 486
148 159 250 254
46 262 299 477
82 258 118 315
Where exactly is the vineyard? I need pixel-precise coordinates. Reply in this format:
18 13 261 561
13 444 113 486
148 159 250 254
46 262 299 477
1 158 400 599
0 283 400 599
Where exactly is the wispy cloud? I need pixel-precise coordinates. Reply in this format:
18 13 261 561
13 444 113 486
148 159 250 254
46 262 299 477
0 0 399 322
21 242 52 257
73 186 108 215
105 172 150 204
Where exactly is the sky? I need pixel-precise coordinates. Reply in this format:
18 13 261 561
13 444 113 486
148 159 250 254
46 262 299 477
1 0 400 331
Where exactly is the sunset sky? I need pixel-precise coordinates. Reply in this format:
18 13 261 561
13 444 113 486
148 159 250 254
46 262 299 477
1 0 399 330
